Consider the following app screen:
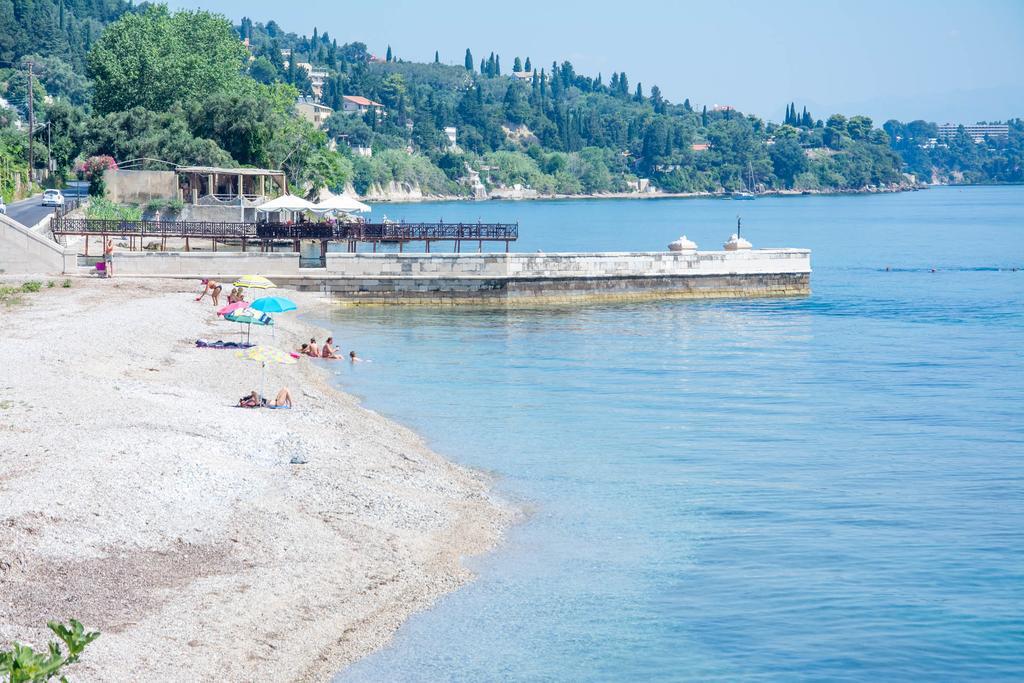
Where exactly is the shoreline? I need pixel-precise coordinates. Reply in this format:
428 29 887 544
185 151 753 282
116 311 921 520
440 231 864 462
361 182 925 204
0 278 515 680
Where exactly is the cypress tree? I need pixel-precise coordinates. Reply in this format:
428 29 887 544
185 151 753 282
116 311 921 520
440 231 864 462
495 54 501 75
683 98 692 112
524 56 531 72
513 56 522 72
480 58 486 75
701 105 708 127
435 50 440 63
465 48 474 71
386 45 392 62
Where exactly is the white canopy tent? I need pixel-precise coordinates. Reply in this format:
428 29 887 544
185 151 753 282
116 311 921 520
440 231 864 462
255 194 318 213
314 194 372 214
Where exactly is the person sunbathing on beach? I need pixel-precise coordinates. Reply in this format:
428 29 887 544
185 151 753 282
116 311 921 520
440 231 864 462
307 338 320 357
196 279 222 306
267 388 293 408
322 337 340 359
227 287 241 304
237 388 293 408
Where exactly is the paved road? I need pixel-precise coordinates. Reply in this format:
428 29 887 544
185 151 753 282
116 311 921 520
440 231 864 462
4 196 55 229
3 184 88 229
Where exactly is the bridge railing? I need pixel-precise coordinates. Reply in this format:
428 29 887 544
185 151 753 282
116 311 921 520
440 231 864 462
52 218 519 243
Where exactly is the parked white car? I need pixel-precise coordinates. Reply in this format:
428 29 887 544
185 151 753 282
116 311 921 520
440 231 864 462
42 189 65 207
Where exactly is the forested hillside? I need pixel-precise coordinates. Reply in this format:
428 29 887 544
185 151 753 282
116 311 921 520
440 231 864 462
882 119 1024 184
0 3 1019 204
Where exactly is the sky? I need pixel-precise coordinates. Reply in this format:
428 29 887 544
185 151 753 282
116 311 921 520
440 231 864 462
169 0 1024 124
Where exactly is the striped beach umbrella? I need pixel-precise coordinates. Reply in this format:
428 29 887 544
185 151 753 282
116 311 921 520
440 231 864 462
235 345 295 365
235 345 296 400
233 274 277 289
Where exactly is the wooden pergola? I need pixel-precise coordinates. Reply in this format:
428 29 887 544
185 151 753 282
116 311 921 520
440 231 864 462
176 166 288 204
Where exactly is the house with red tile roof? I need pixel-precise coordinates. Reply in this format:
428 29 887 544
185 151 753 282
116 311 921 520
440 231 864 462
341 96 385 115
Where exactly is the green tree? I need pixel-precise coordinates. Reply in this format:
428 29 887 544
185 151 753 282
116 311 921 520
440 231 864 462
465 48 474 71
769 135 807 187
188 87 281 166
386 45 392 62
434 50 440 64
44 100 83 180
513 56 522 72
249 56 278 84
524 56 532 72
503 82 531 124
88 6 248 115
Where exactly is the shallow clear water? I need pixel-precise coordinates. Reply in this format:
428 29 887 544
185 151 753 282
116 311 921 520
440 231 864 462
324 187 1024 682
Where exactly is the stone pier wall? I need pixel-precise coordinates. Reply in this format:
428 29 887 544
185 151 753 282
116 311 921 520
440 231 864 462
110 249 811 304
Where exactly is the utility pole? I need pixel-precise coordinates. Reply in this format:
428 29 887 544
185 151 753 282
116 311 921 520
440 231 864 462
27 61 34 182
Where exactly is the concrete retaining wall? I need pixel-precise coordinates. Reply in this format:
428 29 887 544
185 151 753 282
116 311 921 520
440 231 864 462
113 251 304 278
0 214 77 275
109 249 811 304
104 170 177 204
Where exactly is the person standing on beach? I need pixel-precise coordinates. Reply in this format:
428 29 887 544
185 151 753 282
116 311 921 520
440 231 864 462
103 237 114 278
196 279 222 306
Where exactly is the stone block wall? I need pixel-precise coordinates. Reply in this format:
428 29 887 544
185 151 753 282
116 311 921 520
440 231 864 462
109 249 812 304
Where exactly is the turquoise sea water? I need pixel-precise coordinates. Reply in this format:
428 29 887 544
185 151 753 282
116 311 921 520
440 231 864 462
326 186 1024 682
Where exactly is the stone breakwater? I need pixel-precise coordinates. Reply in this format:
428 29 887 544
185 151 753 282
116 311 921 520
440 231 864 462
111 249 812 305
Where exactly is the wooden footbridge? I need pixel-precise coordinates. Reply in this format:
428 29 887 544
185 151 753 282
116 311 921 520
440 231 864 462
51 217 519 255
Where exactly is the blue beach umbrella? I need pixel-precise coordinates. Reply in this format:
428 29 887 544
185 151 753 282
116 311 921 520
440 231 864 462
248 296 297 339
249 296 298 313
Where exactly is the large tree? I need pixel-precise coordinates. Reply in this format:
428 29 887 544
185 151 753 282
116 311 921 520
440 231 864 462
87 6 248 115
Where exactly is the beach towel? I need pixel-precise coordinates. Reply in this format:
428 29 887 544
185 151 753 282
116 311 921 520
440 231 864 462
196 340 254 349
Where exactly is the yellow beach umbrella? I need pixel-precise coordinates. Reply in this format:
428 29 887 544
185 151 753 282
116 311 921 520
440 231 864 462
235 345 296 365
236 345 296 400
233 274 277 289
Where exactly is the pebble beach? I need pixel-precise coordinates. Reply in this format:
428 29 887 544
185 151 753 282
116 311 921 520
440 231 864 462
0 278 513 681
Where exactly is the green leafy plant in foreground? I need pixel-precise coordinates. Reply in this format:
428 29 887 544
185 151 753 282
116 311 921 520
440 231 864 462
20 282 42 293
0 620 100 683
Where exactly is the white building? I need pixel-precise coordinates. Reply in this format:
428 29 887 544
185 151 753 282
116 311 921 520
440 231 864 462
444 126 458 149
936 123 1009 143
341 95 385 115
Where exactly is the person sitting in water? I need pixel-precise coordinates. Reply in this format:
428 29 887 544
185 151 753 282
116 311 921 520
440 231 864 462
349 350 367 363
196 279 222 306
237 388 293 409
307 338 320 357
322 337 340 359
298 343 310 356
